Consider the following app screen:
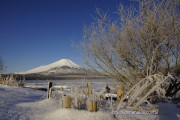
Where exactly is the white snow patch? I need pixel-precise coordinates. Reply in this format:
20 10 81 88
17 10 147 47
43 109 114 120
157 103 180 120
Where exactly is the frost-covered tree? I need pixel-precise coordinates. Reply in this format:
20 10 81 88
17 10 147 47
82 0 180 89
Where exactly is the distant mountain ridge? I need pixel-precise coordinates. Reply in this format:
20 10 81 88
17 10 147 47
19 59 84 74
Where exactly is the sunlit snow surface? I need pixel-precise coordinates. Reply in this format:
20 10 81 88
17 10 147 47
0 85 179 120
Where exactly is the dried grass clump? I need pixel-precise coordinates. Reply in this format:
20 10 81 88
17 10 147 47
116 73 173 111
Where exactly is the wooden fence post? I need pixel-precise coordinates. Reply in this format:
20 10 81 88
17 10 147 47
47 81 53 98
87 82 92 96
117 84 124 101
60 87 64 92
86 101 97 112
63 95 71 108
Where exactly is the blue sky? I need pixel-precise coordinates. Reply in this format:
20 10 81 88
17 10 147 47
0 0 134 73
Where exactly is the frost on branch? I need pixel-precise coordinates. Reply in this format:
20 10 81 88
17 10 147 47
116 73 173 111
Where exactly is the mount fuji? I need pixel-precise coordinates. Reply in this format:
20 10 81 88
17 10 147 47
19 59 85 75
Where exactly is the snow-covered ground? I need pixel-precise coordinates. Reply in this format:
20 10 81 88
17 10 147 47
0 85 179 120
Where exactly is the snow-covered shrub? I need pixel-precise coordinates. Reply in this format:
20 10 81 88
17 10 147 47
71 86 88 109
4 74 19 86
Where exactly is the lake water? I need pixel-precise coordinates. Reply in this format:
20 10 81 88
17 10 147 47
26 78 116 91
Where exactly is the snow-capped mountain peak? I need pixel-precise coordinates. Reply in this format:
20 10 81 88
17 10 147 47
19 59 82 74
48 59 81 69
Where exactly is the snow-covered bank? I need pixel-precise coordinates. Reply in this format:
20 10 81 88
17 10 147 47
0 85 47 120
0 85 179 120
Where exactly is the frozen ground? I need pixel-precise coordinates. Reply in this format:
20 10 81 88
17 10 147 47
0 85 179 120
